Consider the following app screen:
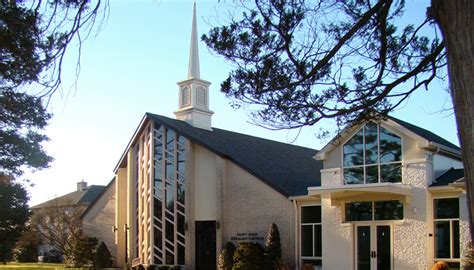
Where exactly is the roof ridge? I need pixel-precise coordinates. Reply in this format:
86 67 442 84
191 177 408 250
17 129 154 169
149 113 318 152
388 115 460 151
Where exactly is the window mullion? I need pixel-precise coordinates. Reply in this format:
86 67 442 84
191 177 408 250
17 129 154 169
312 225 315 257
377 124 381 183
363 125 366 184
372 201 375 221
450 220 454 259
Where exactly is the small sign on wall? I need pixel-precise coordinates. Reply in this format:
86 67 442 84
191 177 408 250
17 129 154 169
231 232 264 242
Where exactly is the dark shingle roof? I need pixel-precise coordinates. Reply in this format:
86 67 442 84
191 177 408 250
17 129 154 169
388 116 460 151
31 185 106 209
147 113 322 197
431 168 464 187
80 178 115 219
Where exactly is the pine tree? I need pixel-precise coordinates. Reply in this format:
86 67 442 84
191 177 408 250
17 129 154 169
94 241 113 269
264 223 282 270
0 177 29 263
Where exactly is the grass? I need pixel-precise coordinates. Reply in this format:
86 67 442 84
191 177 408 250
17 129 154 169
0 263 84 270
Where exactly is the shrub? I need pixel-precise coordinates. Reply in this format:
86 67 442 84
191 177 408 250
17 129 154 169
218 242 236 270
264 223 282 269
232 242 264 270
14 228 39 262
72 235 98 267
94 241 113 268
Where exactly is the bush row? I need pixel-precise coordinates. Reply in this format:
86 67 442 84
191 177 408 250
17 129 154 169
219 223 284 270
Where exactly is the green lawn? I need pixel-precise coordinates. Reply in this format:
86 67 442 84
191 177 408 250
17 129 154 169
0 263 84 270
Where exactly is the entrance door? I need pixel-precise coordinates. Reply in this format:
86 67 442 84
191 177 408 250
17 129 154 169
356 224 392 270
195 221 216 270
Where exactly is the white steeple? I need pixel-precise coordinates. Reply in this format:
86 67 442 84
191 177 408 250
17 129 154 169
174 2 214 130
188 2 200 79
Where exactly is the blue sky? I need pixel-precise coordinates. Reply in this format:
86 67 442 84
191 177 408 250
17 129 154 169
27 0 458 206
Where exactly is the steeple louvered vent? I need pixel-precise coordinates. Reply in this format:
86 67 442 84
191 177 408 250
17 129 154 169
196 87 206 108
181 87 191 107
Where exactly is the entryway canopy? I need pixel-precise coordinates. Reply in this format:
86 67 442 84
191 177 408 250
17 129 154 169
307 183 412 206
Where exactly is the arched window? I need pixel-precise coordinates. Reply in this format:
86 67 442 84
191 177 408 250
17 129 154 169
343 122 402 184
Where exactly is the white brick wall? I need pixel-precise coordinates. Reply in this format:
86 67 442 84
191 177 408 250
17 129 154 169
82 181 117 264
222 160 296 268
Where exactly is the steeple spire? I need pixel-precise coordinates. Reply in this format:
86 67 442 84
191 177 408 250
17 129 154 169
174 2 214 130
188 2 200 79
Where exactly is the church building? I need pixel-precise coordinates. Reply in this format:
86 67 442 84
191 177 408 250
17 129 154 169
81 3 470 270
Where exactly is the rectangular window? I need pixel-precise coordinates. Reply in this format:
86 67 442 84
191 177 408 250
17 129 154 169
345 201 373 221
301 205 322 266
345 200 403 222
434 198 460 265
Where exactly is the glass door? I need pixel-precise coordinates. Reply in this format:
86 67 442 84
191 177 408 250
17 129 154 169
356 224 392 270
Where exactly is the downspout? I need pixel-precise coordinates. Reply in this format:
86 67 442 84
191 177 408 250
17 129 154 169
293 199 299 270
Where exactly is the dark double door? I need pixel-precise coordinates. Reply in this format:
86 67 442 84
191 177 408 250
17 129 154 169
356 224 392 270
195 221 216 270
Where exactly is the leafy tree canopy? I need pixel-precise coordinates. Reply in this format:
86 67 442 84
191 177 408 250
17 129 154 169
1 91 52 176
14 225 40 263
1 0 107 177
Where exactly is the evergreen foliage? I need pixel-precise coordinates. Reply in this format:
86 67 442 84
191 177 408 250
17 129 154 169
71 234 98 267
94 241 113 269
203 0 474 245
0 176 29 263
218 241 236 270
1 91 52 177
202 0 446 131
0 0 107 95
1 0 107 179
232 242 264 270
264 223 282 270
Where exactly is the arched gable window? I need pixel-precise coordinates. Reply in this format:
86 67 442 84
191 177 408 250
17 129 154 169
343 122 402 184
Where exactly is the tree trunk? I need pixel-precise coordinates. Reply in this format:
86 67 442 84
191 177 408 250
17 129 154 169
431 0 474 245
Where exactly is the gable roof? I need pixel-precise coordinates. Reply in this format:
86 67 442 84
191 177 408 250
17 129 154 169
31 185 106 209
80 178 115 219
315 115 460 160
431 168 464 187
388 116 460 151
118 113 322 197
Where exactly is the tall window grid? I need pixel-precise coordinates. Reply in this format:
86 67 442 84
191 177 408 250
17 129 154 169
434 198 460 268
153 124 186 266
134 124 153 265
301 205 322 267
343 122 402 185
